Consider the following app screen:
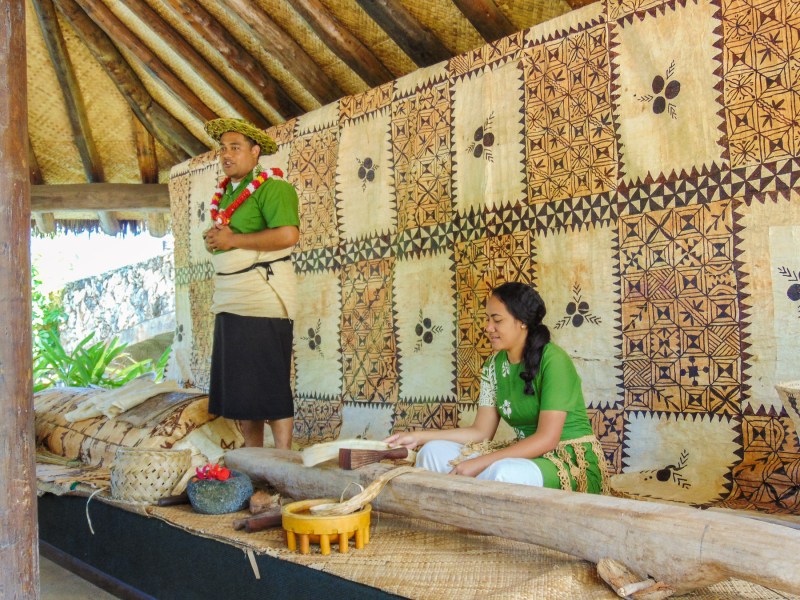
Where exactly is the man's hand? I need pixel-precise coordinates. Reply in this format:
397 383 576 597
203 224 236 252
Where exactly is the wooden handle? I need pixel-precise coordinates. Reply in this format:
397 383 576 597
232 507 282 532
156 492 189 506
382 447 409 460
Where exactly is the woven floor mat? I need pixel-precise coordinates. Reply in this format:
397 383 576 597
146 503 797 600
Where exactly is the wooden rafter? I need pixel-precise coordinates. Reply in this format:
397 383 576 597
132 114 170 237
27 137 56 235
354 0 451 67
132 113 158 184
31 183 169 212
221 0 345 105
451 0 517 42
32 0 104 182
54 0 205 160
27 136 44 185
122 0 269 128
161 0 303 120
71 0 216 123
287 0 395 88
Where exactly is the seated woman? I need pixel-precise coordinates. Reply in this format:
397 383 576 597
386 282 608 493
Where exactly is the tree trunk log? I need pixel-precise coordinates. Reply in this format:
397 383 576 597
0 1 39 597
225 448 800 597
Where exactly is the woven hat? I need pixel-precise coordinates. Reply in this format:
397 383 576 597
205 118 277 155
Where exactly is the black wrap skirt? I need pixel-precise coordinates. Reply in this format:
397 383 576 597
208 312 294 420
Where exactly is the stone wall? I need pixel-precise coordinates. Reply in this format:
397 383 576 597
61 254 175 351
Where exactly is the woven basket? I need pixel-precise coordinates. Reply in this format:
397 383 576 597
110 447 193 504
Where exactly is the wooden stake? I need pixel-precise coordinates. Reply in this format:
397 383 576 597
0 1 38 596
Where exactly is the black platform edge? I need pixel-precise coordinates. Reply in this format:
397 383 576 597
41 541 156 600
38 493 405 600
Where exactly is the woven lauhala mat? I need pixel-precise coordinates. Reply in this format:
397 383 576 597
146 504 797 600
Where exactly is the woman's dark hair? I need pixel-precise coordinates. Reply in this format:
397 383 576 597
491 282 550 395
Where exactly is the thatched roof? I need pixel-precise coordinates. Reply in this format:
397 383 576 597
27 0 586 236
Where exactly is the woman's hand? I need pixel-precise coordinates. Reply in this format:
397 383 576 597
449 454 493 478
384 431 424 451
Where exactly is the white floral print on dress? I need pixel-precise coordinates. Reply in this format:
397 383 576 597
501 358 510 378
501 399 512 417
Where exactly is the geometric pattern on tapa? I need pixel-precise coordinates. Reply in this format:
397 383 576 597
496 191 618 234
618 157 800 215
611 0 726 186
522 23 617 203
719 408 800 513
607 0 673 22
449 31 526 80
293 246 342 273
392 401 459 432
341 235 395 265
295 102 339 135
340 258 398 404
396 223 452 259
288 127 340 253
588 405 626 474
293 395 343 447
619 200 741 415
174 262 214 286
391 81 453 232
454 233 534 405
339 82 393 125
166 0 800 513
721 0 800 167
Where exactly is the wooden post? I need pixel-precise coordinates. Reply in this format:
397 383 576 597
0 0 39 598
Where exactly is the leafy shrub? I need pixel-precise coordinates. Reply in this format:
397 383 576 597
31 265 171 391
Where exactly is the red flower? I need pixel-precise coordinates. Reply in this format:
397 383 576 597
195 463 232 481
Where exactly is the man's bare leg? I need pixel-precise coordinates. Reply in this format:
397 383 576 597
239 419 265 447
268 417 293 450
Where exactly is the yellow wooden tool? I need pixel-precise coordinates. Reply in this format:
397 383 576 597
282 498 371 555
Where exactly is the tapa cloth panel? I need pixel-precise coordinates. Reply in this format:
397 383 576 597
169 0 800 514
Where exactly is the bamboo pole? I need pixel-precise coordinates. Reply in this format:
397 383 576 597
226 448 800 597
0 0 39 597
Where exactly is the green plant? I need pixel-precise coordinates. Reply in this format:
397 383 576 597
31 265 173 391
33 329 162 391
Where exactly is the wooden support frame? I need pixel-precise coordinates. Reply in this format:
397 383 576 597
0 0 38 595
32 0 104 182
354 0 451 67
121 0 269 128
287 0 395 87
161 0 303 120
221 0 345 105
451 0 517 42
71 0 216 123
31 183 170 212
54 0 206 160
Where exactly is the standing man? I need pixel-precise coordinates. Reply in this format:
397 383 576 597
203 118 299 448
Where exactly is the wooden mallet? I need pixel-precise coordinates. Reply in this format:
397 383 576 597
338 447 409 470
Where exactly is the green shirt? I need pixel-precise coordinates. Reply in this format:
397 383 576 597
480 343 593 441
219 171 300 235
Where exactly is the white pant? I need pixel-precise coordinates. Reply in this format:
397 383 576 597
416 440 544 487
